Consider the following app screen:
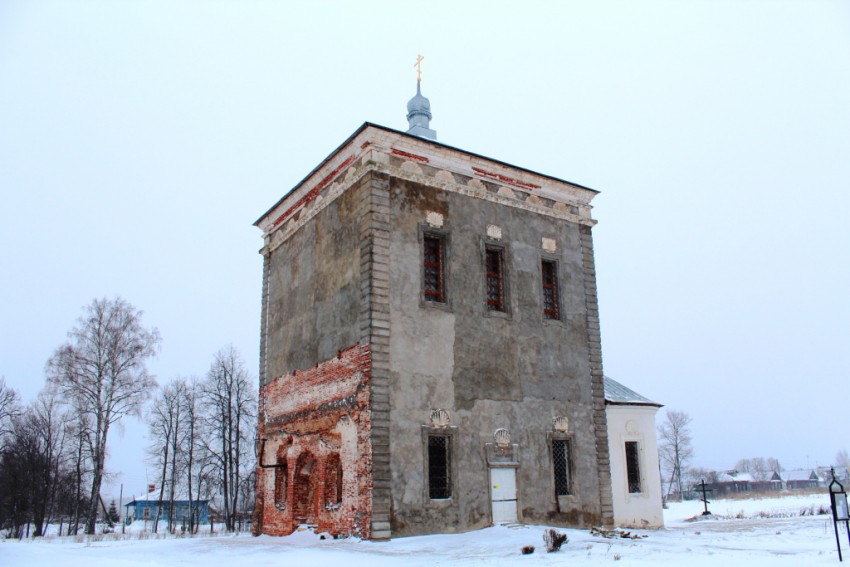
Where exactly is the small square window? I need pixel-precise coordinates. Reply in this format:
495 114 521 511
541 260 560 320
423 235 446 303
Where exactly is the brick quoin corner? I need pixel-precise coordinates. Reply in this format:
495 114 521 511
253 344 373 538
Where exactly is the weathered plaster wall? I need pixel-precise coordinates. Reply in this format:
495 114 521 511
256 175 375 538
263 177 365 380
387 174 608 536
606 405 664 528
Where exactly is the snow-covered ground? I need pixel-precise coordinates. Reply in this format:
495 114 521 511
2 494 845 566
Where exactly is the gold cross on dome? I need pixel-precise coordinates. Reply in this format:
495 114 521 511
414 54 424 82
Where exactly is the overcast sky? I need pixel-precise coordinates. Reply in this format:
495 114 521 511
1 1 848 497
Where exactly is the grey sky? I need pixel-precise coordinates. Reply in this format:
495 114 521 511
1 1 848 496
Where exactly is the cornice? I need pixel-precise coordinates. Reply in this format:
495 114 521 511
259 125 599 255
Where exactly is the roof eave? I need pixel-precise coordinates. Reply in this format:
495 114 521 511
253 121 600 228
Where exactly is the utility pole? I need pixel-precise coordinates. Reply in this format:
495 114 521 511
120 484 124 534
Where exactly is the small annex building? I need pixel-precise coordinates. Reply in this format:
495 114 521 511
252 81 662 539
603 376 664 528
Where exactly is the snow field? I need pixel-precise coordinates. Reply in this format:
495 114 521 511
1 494 844 566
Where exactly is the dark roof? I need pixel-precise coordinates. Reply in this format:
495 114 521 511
603 376 662 407
254 121 599 226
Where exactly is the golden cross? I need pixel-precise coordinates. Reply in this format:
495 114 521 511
414 54 424 82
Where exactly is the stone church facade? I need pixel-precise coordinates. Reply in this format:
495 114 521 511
252 93 616 539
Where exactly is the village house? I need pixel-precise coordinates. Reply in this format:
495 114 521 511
783 469 825 490
251 80 663 539
124 491 210 526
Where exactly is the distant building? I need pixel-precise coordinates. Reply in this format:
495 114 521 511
124 492 209 525
751 471 783 492
711 471 754 495
783 469 824 490
604 376 664 528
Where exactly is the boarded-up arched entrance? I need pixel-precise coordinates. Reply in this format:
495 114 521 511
292 452 318 524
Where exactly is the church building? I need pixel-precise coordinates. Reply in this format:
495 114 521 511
252 78 661 539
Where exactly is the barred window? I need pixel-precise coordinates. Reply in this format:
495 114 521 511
485 247 506 312
553 439 571 496
541 260 560 320
625 441 642 493
428 435 452 499
423 235 445 303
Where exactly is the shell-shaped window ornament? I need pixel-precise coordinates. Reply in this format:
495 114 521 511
430 408 451 428
553 416 569 433
493 428 511 448
426 211 444 228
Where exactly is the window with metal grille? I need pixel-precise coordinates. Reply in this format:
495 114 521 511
428 435 451 499
541 259 560 320
553 439 571 496
423 235 445 303
625 441 642 493
485 247 505 312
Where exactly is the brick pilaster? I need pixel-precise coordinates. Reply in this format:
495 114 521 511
360 172 393 540
580 224 614 527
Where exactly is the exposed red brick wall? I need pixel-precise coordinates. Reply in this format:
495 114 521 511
471 166 541 191
254 343 373 538
271 155 357 229
391 148 429 163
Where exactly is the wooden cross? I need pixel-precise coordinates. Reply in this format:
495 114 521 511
414 54 424 82
697 480 713 515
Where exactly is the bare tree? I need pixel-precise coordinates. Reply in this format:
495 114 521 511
735 456 783 481
684 466 717 489
47 297 160 534
837 450 850 470
28 389 71 536
766 457 782 474
200 346 256 532
64 402 92 536
658 409 693 501
0 377 22 442
146 377 207 533
735 458 752 474
0 390 68 538
179 377 204 533
147 381 181 533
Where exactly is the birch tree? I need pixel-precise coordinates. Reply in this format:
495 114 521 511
658 409 693 501
179 377 204 533
201 346 256 532
147 381 181 533
47 297 160 534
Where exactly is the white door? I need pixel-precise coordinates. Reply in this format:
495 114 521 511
490 467 518 524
